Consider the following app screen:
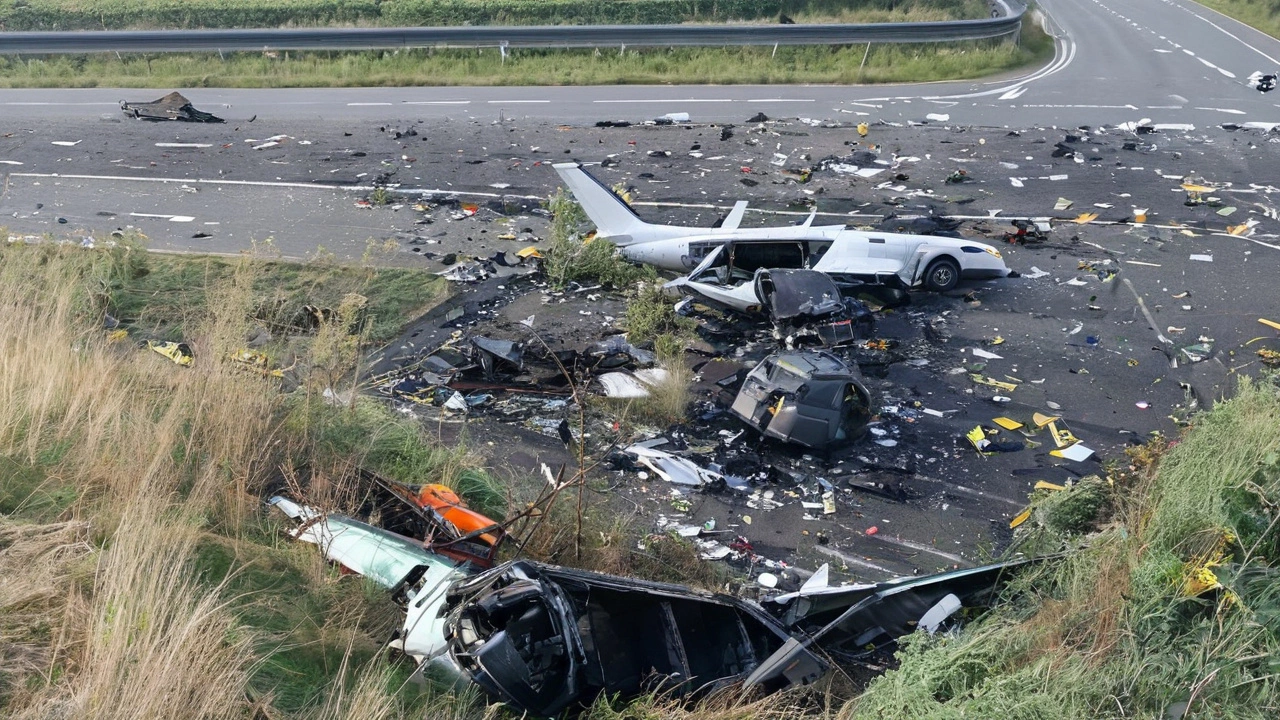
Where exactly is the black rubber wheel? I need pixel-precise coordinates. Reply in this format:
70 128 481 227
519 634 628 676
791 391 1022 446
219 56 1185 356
923 257 960 292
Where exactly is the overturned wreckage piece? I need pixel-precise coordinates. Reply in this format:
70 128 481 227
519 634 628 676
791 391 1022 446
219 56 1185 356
121 91 224 123
624 443 750 490
730 350 873 449
440 561 827 716
554 163 1010 292
668 260 874 346
746 559 1036 686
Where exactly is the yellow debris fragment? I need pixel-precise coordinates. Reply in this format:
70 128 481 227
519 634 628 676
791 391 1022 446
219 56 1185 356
1046 420 1079 448
965 425 990 454
1073 212 1099 224
1009 508 1032 529
969 374 1018 392
993 417 1024 431
1034 480 1066 492
515 245 543 259
147 340 193 367
1032 412 1059 428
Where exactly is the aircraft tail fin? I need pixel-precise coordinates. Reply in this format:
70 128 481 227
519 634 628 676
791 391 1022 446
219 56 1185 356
552 163 647 242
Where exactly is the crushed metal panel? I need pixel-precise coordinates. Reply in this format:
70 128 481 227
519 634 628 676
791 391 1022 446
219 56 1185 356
764 559 1037 663
729 350 874 449
268 497 462 589
758 269 847 320
121 92 224 123
443 561 826 716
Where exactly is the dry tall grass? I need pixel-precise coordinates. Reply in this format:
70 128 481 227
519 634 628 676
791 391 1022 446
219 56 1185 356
0 245 279 716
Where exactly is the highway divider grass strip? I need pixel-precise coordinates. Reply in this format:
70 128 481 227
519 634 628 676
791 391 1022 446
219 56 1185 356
0 31 1052 88
0 0 987 31
1195 0 1280 40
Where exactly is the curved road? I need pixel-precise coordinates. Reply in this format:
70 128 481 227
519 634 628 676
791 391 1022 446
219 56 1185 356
2 0 1279 129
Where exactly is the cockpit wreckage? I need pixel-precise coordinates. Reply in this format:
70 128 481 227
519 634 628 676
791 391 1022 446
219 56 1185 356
271 487 1035 717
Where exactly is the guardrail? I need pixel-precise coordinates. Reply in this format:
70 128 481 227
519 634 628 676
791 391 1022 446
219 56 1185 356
0 4 1024 54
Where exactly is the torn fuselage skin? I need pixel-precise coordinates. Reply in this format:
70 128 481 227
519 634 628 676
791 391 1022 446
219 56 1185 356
729 350 874 450
442 561 825 717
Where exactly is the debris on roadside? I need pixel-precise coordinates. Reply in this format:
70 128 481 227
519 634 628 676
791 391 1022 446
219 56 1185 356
120 92 224 123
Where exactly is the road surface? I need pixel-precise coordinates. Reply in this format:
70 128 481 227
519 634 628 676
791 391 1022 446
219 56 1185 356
1 0 1278 129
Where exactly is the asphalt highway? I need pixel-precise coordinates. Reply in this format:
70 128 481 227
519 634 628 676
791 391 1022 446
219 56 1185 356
1 0 1278 129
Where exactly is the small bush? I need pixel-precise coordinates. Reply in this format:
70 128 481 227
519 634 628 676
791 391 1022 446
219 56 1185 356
1038 475 1109 536
542 189 656 290
623 284 694 343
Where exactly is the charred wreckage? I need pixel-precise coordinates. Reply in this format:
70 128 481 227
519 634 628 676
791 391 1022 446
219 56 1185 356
263 158 1027 715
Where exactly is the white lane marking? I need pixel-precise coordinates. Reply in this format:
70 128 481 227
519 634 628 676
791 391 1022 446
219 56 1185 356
1020 103 1138 109
403 100 471 105
746 98 815 103
1195 107 1246 114
1167 0 1280 66
1183 48 1196 56
998 86 1028 100
928 31 1076 101
4 102 117 106
812 545 895 576
486 100 550 104
1154 48 1173 53
593 98 733 103
346 102 392 106
9 172 545 200
130 213 195 222
1146 105 1184 109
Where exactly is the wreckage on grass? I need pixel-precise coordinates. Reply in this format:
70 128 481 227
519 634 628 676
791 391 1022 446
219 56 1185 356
267 496 476 668
120 91 224 123
436 558 1036 715
439 561 826 717
269 497 1035 715
360 472 506 569
553 163 1010 292
756 559 1037 668
730 350 874 450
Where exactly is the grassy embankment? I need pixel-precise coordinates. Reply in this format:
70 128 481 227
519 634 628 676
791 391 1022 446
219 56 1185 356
0 226 727 718
1198 0 1280 40
0 0 1055 87
844 376 1280 718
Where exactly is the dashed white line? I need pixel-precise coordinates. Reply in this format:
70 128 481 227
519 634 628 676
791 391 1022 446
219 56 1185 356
486 100 550 104
746 98 815 103
346 102 392 106
403 100 471 105
593 98 734 103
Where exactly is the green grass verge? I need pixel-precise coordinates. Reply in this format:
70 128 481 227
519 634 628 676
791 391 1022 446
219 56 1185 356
846 375 1280 718
0 0 987 31
83 242 445 345
0 26 1052 88
1196 0 1280 40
